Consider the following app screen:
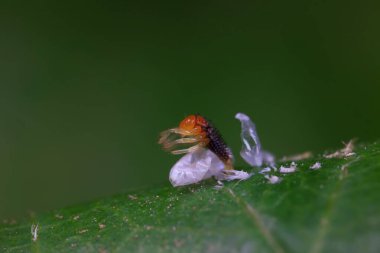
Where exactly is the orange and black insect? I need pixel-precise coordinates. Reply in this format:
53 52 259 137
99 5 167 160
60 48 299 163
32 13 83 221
158 114 234 169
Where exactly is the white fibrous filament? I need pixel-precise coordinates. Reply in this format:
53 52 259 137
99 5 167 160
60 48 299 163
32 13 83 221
324 140 356 158
31 224 38 242
235 113 275 167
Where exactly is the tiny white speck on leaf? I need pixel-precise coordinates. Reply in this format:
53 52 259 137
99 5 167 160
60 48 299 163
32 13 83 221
310 162 322 170
78 229 88 234
265 175 282 184
213 180 224 190
128 194 138 200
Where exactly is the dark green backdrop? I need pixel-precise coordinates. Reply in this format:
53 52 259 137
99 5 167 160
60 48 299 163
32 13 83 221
1 0 379 218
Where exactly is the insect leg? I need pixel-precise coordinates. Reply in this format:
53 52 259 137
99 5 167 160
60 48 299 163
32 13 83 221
158 128 193 144
171 143 205 155
163 137 200 149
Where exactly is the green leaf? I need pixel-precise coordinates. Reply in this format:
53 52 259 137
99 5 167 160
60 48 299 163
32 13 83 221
1 142 380 253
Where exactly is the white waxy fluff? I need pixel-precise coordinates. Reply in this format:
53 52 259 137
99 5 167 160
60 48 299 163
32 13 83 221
169 148 251 187
169 148 224 187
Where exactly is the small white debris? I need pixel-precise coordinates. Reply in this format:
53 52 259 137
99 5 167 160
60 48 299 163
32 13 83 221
342 140 355 155
279 166 296 173
78 229 88 234
31 224 38 242
279 162 297 174
215 170 252 181
324 140 356 158
73 215 80 221
310 162 322 170
265 175 282 184
128 194 138 200
213 185 224 190
99 224 106 229
213 180 224 190
259 167 271 174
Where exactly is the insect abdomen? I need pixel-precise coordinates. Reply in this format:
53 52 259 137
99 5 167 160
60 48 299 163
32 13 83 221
205 124 233 164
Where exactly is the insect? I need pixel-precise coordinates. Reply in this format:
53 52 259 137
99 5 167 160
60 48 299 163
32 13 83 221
158 114 234 169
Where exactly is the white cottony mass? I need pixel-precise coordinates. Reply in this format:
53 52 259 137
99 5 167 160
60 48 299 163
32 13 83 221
169 148 250 187
169 148 224 187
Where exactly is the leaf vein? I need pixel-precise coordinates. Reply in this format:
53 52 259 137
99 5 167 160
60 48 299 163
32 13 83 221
309 158 360 253
225 187 285 253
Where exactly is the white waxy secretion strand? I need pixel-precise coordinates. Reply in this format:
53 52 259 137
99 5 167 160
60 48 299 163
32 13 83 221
31 224 38 242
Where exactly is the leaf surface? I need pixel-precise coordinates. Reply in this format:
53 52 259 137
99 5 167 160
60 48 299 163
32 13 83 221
1 142 379 253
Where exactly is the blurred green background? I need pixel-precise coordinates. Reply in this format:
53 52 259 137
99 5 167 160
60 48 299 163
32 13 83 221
1 0 379 219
